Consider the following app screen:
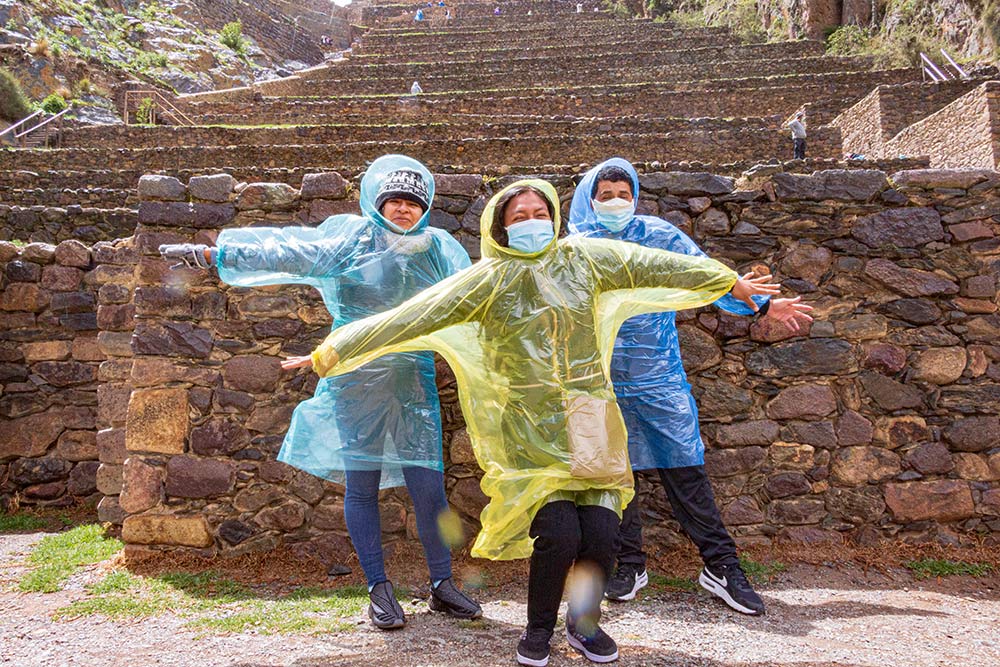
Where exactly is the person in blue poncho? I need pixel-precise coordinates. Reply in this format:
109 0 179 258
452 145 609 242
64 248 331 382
568 158 813 616
160 155 481 630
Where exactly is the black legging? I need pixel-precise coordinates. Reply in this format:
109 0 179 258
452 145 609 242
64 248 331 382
527 500 621 634
617 465 738 570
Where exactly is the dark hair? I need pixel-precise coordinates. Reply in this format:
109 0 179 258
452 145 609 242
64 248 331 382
591 165 634 198
490 185 555 247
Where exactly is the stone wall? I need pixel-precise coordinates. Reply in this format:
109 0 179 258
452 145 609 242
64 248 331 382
885 82 1000 169
0 205 136 244
833 80 991 159
0 240 105 510
111 166 1000 560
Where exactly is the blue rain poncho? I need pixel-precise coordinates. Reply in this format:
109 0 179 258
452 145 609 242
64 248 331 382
568 158 768 470
215 155 471 488
308 179 739 559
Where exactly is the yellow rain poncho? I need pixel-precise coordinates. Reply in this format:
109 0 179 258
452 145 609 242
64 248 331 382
310 180 739 560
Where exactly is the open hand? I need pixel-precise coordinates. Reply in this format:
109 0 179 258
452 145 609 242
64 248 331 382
731 272 781 312
765 296 814 332
281 355 314 370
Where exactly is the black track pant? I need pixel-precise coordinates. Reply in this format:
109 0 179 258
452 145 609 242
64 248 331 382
527 501 621 634
617 465 738 571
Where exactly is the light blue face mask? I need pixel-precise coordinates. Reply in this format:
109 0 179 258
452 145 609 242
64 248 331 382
507 218 555 253
592 197 635 232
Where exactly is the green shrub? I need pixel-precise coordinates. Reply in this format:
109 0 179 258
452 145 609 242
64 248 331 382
219 20 246 53
0 67 33 122
41 93 68 114
135 97 155 125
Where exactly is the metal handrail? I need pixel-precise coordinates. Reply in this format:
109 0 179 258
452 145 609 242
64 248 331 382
0 109 43 140
920 52 951 82
13 105 71 140
124 90 194 126
940 49 969 79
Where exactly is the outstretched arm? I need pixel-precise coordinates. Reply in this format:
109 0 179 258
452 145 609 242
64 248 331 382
305 262 498 376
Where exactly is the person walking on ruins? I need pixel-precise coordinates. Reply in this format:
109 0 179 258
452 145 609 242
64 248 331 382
788 111 807 160
410 80 423 95
159 155 482 630
567 159 813 616
279 179 780 665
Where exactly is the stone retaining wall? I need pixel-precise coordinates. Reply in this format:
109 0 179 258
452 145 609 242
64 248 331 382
0 205 136 244
885 82 1000 169
0 241 106 511
111 166 1000 561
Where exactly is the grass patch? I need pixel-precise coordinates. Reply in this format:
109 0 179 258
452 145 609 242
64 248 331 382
54 570 401 635
904 559 994 580
457 618 489 630
17 524 123 593
0 513 47 533
648 573 699 592
739 555 786 584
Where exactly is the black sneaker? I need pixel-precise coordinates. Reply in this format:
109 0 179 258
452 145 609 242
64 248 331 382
368 580 406 629
699 562 766 616
604 563 648 602
516 627 552 667
428 577 483 619
566 617 619 663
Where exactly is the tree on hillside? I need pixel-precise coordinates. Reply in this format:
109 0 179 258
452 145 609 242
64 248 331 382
0 68 33 124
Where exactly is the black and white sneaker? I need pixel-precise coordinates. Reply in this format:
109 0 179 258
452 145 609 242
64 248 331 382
368 580 406 629
566 617 619 663
429 577 483 619
516 627 552 667
604 563 649 602
699 562 766 616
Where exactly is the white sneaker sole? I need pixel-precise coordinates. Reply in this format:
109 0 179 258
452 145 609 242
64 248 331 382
515 650 549 667
566 631 619 663
605 569 649 602
698 570 762 615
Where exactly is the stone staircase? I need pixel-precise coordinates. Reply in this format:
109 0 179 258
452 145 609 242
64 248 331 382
3 2 991 243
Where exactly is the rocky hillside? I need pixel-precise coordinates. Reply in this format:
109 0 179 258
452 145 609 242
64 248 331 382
665 0 997 65
0 0 346 124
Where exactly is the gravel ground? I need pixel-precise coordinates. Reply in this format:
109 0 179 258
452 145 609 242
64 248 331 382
2 532 999 667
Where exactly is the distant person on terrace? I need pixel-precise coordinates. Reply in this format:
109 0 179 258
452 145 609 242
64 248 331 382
788 111 807 160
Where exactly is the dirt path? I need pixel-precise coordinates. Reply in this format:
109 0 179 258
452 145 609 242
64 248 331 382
2 531 999 667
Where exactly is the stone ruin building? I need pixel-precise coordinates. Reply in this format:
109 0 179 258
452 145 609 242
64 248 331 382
1 0 999 563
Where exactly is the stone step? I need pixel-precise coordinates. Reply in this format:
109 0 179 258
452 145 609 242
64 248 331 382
361 0 597 22
188 73 912 127
0 125 845 174
60 114 790 150
294 56 876 97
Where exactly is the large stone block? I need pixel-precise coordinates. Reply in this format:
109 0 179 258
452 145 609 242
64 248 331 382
137 201 234 228
859 372 923 411
119 458 162 513
904 442 954 475
122 514 213 547
765 497 826 525
875 415 931 449
677 325 722 373
190 418 250 456
1 283 49 312
835 410 873 447
300 172 348 200
131 321 212 359
68 461 100 496
165 456 235 498
943 416 1000 453
721 496 764 525
134 286 191 317
449 429 476 464
10 457 73 485
691 379 754 419
772 170 886 202
884 480 975 522
780 243 833 284
911 347 967 385
713 420 780 447
852 208 943 249
96 463 124 495
138 175 186 201
891 168 996 190
0 410 71 459
234 483 285 512
765 472 811 498
54 240 91 268
22 340 72 361
33 361 96 387
41 265 84 292
765 384 837 420
879 298 941 325
705 446 767 477
747 338 856 377
254 499 308 531
188 174 236 202
235 183 298 210
830 446 901 486
125 387 188 454
863 259 958 297
825 486 885 523
449 477 489 519
222 355 282 393
638 172 735 196
56 430 97 462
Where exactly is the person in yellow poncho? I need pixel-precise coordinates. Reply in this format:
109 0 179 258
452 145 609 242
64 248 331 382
281 180 778 666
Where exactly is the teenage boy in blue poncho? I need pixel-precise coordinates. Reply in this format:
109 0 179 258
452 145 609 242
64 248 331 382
568 159 813 616
160 155 481 630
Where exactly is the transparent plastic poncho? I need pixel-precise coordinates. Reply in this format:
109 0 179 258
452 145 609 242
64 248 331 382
309 179 738 560
215 155 471 488
568 158 768 469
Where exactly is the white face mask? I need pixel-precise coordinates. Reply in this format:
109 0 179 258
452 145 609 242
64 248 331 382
506 218 555 253
591 197 635 232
